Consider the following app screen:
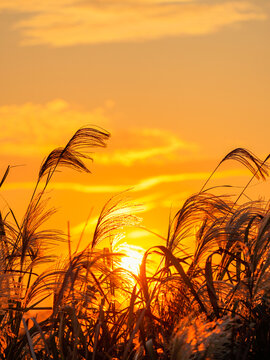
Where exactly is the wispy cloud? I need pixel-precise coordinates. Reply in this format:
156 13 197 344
0 1 266 46
0 99 110 157
3 169 250 194
2 181 125 193
0 101 196 164
134 169 250 191
96 128 197 166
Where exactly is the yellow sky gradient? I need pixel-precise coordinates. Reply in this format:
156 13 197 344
0 0 270 254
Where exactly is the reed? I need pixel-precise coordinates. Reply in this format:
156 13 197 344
0 126 269 359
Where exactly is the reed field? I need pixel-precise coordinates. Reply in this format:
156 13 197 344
1 126 270 359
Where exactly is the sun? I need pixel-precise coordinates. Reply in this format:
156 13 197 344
116 243 144 276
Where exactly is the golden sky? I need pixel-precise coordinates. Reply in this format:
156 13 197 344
0 0 270 252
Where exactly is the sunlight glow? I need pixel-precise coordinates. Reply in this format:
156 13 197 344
116 243 144 276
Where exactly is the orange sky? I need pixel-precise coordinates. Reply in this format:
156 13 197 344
0 0 270 254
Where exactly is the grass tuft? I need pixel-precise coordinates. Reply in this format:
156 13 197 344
0 126 270 359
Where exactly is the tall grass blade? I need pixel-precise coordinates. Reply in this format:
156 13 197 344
0 166 10 188
22 318 37 360
31 317 51 357
157 246 209 317
205 254 220 318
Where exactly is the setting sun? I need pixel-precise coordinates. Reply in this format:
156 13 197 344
116 243 144 276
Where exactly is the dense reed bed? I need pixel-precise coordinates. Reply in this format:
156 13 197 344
0 127 270 359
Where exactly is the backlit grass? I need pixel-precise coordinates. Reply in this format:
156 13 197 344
0 127 270 359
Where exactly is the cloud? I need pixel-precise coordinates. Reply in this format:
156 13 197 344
96 128 197 166
0 1 267 46
134 169 250 191
3 168 250 194
71 216 99 236
3 182 125 193
0 100 110 156
0 101 196 164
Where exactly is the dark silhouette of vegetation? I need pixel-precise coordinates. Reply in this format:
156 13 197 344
0 126 270 359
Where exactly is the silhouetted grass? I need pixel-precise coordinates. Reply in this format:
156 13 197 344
0 126 270 359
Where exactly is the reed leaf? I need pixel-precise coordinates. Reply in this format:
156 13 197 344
39 126 110 181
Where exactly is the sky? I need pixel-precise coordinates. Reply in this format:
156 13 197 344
0 0 270 254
